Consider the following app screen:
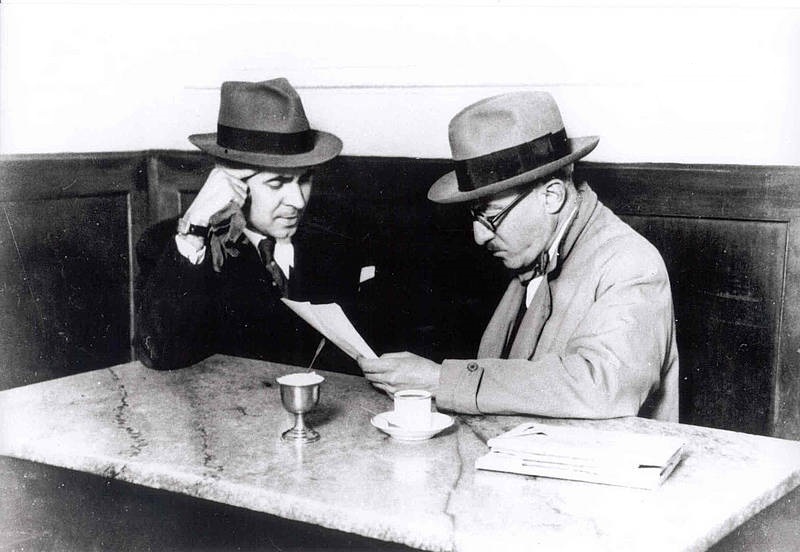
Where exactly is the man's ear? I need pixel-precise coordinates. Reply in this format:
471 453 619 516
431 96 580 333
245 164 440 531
542 179 567 214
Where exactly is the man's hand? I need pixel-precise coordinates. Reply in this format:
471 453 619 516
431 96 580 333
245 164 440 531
358 352 441 396
183 165 256 227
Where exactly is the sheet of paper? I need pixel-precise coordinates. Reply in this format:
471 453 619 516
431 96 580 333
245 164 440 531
281 299 377 360
485 422 684 468
476 421 685 489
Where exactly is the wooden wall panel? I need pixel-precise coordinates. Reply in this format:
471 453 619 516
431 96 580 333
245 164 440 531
0 153 147 390
778 220 800 439
580 163 800 439
146 151 213 223
622 216 786 435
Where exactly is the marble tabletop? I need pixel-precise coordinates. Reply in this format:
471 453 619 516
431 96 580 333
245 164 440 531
1 354 799 552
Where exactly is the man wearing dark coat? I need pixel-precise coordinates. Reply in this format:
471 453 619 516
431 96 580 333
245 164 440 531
135 78 362 373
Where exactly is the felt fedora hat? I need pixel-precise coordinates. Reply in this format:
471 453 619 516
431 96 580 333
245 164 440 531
189 78 342 168
428 91 599 204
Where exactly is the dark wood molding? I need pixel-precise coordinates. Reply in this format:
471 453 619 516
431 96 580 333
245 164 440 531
778 219 800 438
0 152 149 201
576 162 800 220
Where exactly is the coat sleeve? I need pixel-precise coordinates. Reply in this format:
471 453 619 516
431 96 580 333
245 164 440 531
134 220 221 370
437 239 675 419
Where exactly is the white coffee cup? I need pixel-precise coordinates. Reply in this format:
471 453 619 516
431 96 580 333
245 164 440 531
393 390 432 429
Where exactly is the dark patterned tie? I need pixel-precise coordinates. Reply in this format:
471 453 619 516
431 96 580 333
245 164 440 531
503 250 549 358
257 237 289 297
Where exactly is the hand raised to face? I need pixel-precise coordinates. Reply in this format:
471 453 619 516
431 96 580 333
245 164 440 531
184 165 257 227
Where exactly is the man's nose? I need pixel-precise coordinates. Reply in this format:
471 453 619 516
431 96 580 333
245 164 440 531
473 220 494 246
283 178 308 210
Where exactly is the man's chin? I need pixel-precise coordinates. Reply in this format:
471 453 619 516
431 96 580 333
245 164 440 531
500 249 544 272
499 257 521 270
271 227 298 240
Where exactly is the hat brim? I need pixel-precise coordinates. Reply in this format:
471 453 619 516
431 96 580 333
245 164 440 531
188 130 343 169
427 136 600 204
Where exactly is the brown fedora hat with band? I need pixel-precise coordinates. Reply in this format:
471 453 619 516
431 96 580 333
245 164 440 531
428 91 599 204
189 78 342 168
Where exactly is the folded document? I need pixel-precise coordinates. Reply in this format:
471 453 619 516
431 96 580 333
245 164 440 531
281 299 377 360
475 422 684 489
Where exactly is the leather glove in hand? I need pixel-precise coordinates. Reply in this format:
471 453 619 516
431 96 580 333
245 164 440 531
182 165 255 227
207 202 247 273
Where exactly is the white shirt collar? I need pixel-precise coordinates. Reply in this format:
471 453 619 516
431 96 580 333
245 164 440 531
242 227 294 278
524 203 579 307
545 203 579 273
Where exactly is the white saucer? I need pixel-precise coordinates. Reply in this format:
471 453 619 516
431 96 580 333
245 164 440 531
370 411 454 441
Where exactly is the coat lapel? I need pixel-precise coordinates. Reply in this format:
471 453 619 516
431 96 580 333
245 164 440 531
477 278 526 358
507 278 552 359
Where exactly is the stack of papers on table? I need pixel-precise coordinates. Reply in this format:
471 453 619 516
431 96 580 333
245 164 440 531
475 422 684 489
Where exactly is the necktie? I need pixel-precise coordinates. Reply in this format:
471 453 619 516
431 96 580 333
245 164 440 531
505 251 550 359
480 250 550 359
258 238 289 297
507 270 552 359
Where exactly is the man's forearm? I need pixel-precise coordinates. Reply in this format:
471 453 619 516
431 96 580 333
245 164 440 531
437 353 658 419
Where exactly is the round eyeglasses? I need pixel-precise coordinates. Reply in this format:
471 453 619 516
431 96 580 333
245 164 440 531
469 186 537 233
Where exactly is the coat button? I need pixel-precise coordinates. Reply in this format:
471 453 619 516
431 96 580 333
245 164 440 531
466 362 479 372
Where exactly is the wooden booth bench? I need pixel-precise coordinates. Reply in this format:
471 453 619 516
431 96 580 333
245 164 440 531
1 151 798 439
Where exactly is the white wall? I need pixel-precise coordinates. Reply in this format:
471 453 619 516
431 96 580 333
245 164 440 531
2 1 799 164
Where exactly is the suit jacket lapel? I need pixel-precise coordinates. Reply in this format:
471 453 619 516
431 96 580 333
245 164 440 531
478 278 526 358
507 278 552 359
227 241 283 300
557 183 597 262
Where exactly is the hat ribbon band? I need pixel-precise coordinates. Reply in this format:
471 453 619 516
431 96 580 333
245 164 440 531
455 128 569 192
217 124 314 155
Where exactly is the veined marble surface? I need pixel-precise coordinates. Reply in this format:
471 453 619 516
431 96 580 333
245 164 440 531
1 354 799 552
